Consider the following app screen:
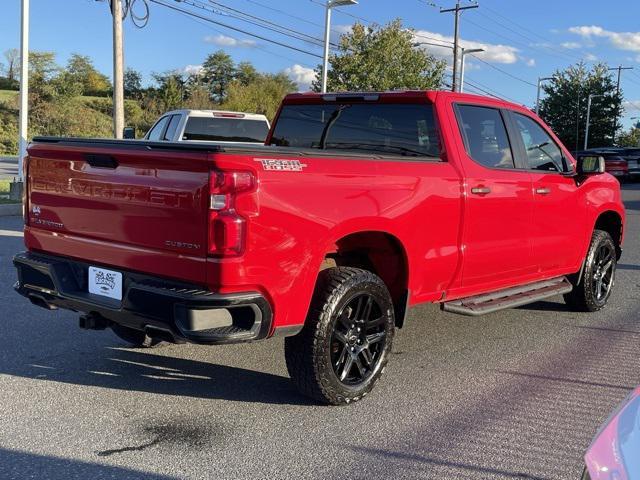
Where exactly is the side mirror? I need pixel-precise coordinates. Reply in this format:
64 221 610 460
123 127 136 139
577 155 605 175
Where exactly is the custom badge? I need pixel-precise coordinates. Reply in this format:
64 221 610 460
254 158 307 172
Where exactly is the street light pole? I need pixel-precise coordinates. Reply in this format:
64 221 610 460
535 76 553 116
585 94 604 151
321 0 357 93
18 0 29 182
112 0 125 139
459 47 484 93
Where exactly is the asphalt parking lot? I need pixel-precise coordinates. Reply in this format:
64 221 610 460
0 185 639 480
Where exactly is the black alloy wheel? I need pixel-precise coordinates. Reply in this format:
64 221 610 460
591 241 615 304
564 229 617 312
285 267 395 405
330 293 387 386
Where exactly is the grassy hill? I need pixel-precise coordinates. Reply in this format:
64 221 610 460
0 90 18 103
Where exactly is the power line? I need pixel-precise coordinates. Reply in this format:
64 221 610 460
462 16 584 66
169 7 316 68
180 0 332 50
204 0 336 49
148 0 323 58
464 76 521 104
469 54 536 87
242 0 324 28
309 0 454 46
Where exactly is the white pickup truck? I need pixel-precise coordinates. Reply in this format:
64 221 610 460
143 109 271 145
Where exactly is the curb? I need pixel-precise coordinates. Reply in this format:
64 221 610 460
0 203 22 217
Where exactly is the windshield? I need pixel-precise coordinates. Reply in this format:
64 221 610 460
183 117 269 143
270 103 440 158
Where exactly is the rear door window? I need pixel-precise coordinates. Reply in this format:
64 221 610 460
270 103 440 158
455 105 515 169
163 114 182 141
183 117 269 143
146 116 170 141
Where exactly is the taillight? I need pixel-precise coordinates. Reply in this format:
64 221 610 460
208 170 255 256
23 154 30 226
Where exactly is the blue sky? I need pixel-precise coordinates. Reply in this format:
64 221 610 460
2 0 640 128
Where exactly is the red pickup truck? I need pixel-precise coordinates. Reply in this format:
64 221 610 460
14 91 625 405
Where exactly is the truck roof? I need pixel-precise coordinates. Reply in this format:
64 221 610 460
282 90 527 111
162 109 269 121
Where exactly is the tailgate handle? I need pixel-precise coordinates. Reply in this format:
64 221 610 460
85 154 118 169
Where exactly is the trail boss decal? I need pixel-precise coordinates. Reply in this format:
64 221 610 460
255 158 307 172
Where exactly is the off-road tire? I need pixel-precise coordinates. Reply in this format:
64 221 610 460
111 324 166 348
564 229 617 312
285 267 395 405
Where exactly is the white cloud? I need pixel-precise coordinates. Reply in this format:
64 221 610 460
183 64 203 76
569 25 640 52
285 64 316 91
585 53 598 61
561 41 582 49
204 34 257 48
333 24 353 35
414 30 520 64
330 24 354 44
525 58 536 67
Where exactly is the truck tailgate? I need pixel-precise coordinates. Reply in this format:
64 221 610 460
25 140 212 284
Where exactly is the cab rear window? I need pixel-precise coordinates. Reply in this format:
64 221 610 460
183 117 269 143
270 103 440 158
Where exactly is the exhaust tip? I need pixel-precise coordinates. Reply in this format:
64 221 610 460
28 294 57 311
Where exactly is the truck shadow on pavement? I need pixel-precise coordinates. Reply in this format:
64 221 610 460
0 448 180 480
12 344 314 407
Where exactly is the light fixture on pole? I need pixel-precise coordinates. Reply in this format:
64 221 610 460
321 0 358 93
459 47 484 93
584 94 605 151
535 76 553 116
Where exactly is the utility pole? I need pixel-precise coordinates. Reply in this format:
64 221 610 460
17 0 29 183
585 94 604 150
608 65 633 144
535 76 553 116
440 1 478 93
112 0 125 139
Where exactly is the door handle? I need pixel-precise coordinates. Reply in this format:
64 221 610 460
471 186 491 195
535 187 551 195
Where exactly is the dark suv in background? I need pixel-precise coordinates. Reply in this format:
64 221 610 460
621 147 640 179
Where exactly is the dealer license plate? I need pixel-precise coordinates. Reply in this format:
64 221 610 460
88 266 123 301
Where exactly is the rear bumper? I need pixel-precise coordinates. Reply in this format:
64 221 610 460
13 251 273 345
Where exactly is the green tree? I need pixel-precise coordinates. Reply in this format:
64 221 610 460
617 125 640 147
153 71 185 111
313 19 446 92
236 61 259 86
29 51 58 86
222 72 296 120
202 50 236 102
65 53 111 96
3 48 20 82
27 51 60 129
539 62 623 150
124 68 143 99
